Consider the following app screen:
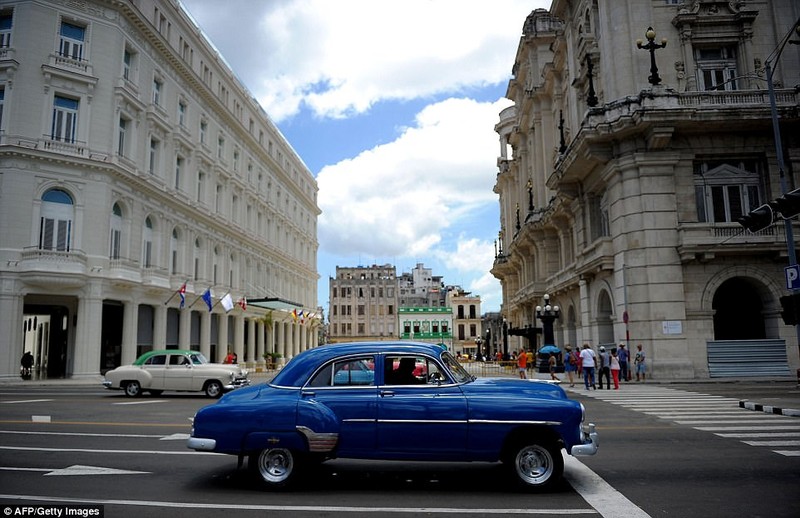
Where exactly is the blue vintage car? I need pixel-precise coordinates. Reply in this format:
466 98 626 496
188 342 598 490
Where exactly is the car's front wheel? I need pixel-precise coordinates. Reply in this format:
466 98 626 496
123 381 141 397
252 448 301 489
204 380 223 398
506 440 563 491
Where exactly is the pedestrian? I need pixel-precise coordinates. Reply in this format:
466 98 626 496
224 350 235 364
526 349 535 375
610 349 621 389
579 344 596 390
563 345 577 387
20 351 33 378
618 342 630 382
598 346 610 389
517 348 527 379
548 353 560 382
635 344 646 381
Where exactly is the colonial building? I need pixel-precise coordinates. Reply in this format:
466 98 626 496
446 288 483 356
0 0 320 379
398 306 453 348
492 1 800 379
328 264 398 342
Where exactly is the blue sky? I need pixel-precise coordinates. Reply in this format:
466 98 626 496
180 0 551 313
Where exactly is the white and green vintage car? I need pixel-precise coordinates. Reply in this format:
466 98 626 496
103 350 249 398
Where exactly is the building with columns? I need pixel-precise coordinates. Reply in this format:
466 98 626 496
0 0 320 379
492 1 799 379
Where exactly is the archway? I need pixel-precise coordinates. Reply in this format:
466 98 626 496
712 278 765 340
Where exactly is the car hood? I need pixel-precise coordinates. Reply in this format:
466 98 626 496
460 377 568 400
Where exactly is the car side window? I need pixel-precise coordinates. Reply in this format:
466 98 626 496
145 355 166 366
385 356 447 385
169 355 188 366
308 357 375 387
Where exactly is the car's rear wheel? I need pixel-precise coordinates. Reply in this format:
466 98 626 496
123 381 141 397
506 440 563 491
204 380 223 398
252 448 301 489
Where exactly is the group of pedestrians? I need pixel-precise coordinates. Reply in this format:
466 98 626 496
561 343 646 390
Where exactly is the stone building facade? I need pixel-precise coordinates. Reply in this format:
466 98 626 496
0 0 320 379
328 265 399 342
492 1 800 379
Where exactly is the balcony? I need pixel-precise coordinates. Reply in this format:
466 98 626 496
18 247 87 288
677 222 789 263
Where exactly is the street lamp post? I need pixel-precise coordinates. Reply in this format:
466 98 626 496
636 27 667 86
535 294 560 348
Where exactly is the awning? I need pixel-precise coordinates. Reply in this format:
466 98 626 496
247 297 304 312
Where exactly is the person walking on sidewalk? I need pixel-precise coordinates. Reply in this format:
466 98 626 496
618 343 630 382
635 344 646 381
579 344 597 390
598 346 611 389
563 345 578 387
610 349 621 389
548 353 560 382
517 349 528 379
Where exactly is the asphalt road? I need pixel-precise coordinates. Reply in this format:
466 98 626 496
0 381 798 518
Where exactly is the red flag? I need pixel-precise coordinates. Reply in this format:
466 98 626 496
178 283 187 309
238 296 247 311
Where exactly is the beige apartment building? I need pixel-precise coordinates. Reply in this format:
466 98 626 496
447 288 483 357
0 0 320 379
328 265 398 342
492 1 800 379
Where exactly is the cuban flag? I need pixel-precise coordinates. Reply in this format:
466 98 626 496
178 283 187 309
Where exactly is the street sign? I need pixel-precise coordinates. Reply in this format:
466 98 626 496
785 264 800 290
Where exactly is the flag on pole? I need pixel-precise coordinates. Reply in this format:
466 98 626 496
201 289 213 312
292 309 298 322
178 283 187 309
221 293 234 313
299 310 305 324
237 296 247 311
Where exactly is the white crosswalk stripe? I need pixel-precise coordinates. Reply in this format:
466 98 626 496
572 385 800 457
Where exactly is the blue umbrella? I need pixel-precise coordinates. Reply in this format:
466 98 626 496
539 345 561 354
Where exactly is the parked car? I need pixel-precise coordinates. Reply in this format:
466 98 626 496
102 350 250 398
187 342 598 490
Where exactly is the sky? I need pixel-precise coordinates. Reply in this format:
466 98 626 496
179 0 552 314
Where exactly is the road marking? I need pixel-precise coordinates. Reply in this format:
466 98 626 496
0 493 598 514
32 416 51 423
564 455 651 518
0 465 150 476
1 399 54 404
0 430 166 439
0 446 219 456
775 450 800 457
113 400 167 405
160 433 190 441
742 440 800 447
714 432 800 438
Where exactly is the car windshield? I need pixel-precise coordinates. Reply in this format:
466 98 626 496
441 352 473 383
189 353 208 365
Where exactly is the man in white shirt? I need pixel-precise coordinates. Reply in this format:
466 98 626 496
580 344 597 390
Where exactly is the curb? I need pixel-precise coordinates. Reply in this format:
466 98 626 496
739 400 800 418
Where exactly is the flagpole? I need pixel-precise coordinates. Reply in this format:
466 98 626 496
163 281 189 305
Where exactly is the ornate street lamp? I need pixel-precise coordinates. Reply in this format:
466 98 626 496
535 294 560 348
636 26 667 85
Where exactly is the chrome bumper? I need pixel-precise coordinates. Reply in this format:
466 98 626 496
187 436 217 451
101 380 113 389
224 378 251 391
571 423 599 456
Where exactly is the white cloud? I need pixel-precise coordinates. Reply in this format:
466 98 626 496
317 97 510 259
181 0 541 122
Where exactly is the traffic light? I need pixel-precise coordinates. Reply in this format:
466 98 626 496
773 187 800 219
779 293 800 325
738 204 775 233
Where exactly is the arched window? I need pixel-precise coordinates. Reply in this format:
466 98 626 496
39 188 73 251
142 216 153 268
110 202 123 259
